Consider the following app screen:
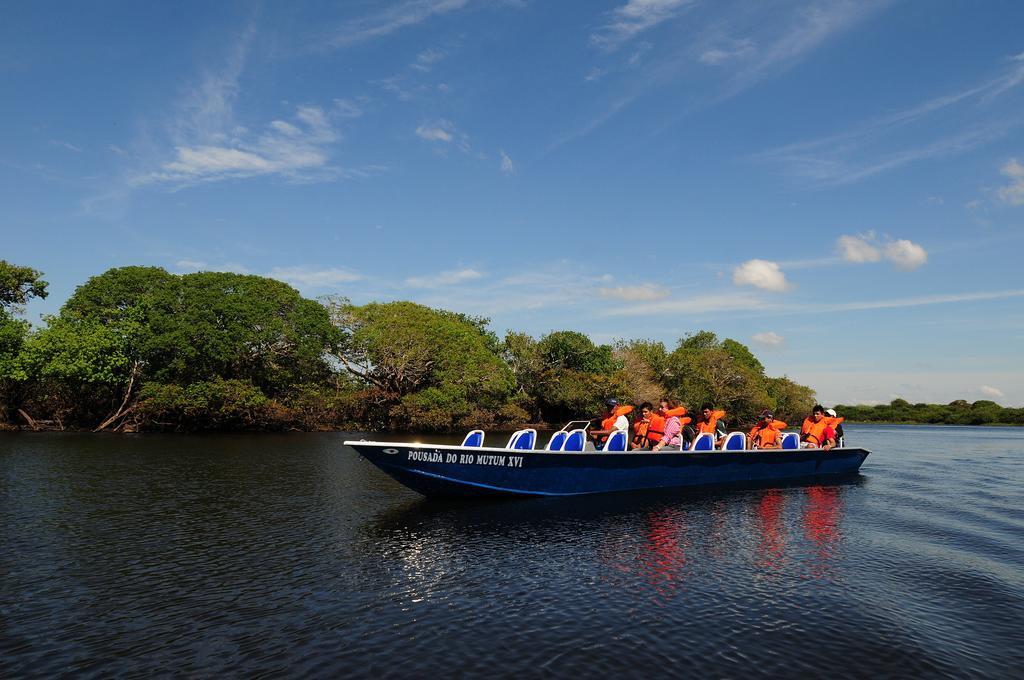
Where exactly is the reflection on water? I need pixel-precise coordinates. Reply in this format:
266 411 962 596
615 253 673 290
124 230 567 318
3 427 1024 678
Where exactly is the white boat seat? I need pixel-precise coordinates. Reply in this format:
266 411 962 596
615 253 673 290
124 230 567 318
562 429 587 452
602 430 628 452
546 431 568 451
461 429 484 447
722 432 746 451
691 432 715 451
505 429 537 450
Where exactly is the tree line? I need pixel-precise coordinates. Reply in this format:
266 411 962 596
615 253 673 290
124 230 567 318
834 399 1024 426
1 260 1015 432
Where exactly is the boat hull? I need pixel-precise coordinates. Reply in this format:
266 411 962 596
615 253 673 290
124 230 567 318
345 440 870 498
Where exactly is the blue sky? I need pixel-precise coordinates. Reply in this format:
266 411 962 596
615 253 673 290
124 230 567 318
3 0 1024 406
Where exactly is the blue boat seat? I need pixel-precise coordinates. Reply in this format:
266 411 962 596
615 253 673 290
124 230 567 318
505 429 537 450
722 432 746 451
545 431 568 451
780 432 799 450
691 432 715 451
461 429 485 447
602 430 627 452
561 429 587 452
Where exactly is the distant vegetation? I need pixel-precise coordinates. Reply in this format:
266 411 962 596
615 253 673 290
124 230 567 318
0 260 1016 432
835 399 1024 426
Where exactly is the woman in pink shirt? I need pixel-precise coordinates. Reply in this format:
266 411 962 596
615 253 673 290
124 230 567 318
651 403 683 452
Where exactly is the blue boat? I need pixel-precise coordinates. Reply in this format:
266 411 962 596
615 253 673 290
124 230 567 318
345 422 870 498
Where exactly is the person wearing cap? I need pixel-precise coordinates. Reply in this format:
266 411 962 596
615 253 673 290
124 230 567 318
589 398 633 445
748 409 788 449
825 408 845 447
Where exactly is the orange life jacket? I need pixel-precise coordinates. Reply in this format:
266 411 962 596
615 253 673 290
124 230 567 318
800 416 843 446
697 409 726 434
749 420 788 448
662 406 687 418
646 413 667 442
601 404 634 431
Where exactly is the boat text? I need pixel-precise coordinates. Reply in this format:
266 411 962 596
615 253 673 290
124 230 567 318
407 450 524 468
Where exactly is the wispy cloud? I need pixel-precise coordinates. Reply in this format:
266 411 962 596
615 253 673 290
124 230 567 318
753 55 1024 186
137 104 342 186
998 158 1024 205
699 38 754 65
591 0 696 51
732 259 792 292
980 385 1005 398
411 47 447 72
316 0 470 51
268 265 363 289
49 139 82 152
751 331 784 348
598 284 668 301
406 268 483 288
499 149 515 175
824 289 1024 312
416 120 454 142
603 291 765 316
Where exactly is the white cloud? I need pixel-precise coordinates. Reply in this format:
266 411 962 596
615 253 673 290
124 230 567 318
411 48 447 71
732 259 791 292
752 56 1024 186
499 149 515 175
136 103 343 186
602 291 765 316
980 385 1005 398
268 266 362 289
406 268 484 288
884 239 928 271
108 144 126 156
837 234 881 263
333 98 364 119
50 139 82 152
592 0 695 50
699 39 754 65
598 284 668 301
319 0 470 50
751 331 784 348
997 158 1024 205
416 120 455 142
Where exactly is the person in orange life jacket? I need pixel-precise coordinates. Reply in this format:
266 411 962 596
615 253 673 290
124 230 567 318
590 398 632 444
651 399 688 451
825 408 845 447
800 404 840 450
631 402 655 449
684 403 727 448
748 409 788 449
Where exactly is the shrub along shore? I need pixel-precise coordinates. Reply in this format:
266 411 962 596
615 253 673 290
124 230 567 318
2 261 1019 433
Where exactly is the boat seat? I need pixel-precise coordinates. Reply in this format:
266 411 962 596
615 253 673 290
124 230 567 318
461 429 485 447
602 430 627 452
561 429 587 452
545 431 568 451
722 432 746 451
691 432 715 451
780 432 799 450
505 429 537 450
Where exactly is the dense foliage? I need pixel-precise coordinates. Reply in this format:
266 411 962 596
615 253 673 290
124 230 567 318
835 399 1024 426
3 261 1016 432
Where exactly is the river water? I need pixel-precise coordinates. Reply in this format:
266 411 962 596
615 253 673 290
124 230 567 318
2 425 1022 678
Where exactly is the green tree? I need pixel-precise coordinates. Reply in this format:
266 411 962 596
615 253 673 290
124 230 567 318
0 261 48 424
329 299 517 431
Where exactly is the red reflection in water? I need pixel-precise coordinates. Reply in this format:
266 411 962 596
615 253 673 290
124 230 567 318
803 485 845 579
756 489 786 570
633 508 689 601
